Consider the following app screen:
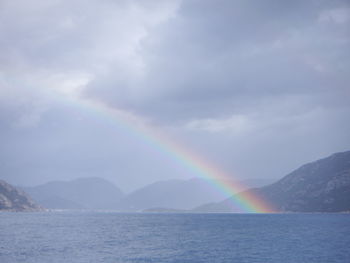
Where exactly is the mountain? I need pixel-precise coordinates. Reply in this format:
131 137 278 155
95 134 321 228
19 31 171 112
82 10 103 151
118 177 273 211
24 177 124 210
22 176 272 211
118 178 222 211
195 151 350 213
0 179 42 211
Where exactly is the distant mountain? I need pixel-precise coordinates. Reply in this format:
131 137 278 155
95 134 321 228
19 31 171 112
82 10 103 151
24 177 124 210
118 177 274 211
117 178 221 211
195 151 350 213
0 179 42 211
19 175 274 211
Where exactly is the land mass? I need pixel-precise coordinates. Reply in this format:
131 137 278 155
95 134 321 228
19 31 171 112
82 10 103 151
23 177 124 210
195 151 350 213
0 180 42 211
4 150 350 213
24 177 273 211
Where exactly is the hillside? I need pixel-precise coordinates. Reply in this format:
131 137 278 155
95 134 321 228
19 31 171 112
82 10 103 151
0 180 42 211
23 176 272 211
24 177 124 210
195 151 350 213
118 178 223 211
118 177 274 211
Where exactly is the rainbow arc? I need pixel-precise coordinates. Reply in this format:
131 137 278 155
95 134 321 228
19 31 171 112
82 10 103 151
61 95 275 213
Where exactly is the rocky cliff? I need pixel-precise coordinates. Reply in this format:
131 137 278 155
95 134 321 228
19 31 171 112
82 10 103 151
0 180 42 211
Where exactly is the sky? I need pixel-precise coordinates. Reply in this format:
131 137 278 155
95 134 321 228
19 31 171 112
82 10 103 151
0 0 349 192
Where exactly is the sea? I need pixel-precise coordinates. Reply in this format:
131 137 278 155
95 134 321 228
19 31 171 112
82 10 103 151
0 212 349 263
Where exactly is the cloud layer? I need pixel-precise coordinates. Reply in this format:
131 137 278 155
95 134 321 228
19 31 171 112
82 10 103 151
0 0 349 190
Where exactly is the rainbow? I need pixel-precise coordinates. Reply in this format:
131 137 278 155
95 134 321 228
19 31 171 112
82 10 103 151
58 94 275 213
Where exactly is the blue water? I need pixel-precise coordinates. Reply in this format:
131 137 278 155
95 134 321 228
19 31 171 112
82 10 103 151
1 212 349 263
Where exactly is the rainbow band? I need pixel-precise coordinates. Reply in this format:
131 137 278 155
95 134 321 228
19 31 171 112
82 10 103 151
61 95 275 213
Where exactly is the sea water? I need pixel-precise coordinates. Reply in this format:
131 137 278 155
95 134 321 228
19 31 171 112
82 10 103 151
0 212 349 263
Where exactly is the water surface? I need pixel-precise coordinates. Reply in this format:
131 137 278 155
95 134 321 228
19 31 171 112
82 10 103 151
1 212 349 263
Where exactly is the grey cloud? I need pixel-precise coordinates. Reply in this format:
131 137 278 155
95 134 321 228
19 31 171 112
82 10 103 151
0 101 191 191
0 0 349 190
0 0 178 72
86 0 350 123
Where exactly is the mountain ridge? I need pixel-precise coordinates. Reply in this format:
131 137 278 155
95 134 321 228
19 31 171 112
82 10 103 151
23 177 124 210
23 177 274 211
195 151 350 213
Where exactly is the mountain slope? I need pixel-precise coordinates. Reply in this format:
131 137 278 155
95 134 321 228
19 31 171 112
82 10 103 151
0 180 42 211
118 177 274 211
24 177 124 210
118 178 224 211
195 151 350 213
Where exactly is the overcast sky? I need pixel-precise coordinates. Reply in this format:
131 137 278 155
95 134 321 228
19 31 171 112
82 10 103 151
0 0 349 192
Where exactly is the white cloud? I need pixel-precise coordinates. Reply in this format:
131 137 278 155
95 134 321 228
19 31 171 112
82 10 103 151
186 115 253 134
